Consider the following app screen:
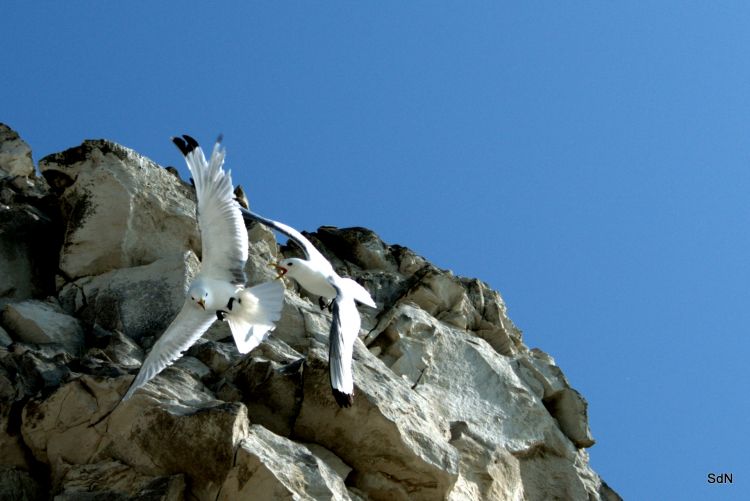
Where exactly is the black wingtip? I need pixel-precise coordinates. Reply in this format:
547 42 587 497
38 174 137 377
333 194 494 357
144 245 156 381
332 389 353 408
171 136 188 156
171 134 200 156
216 133 224 145
183 134 199 151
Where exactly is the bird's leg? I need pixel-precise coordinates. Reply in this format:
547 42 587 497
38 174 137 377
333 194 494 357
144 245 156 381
318 297 334 311
216 310 228 321
278 357 306 375
318 297 334 312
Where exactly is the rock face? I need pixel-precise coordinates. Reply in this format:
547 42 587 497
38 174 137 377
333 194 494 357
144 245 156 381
0 125 621 500
38 139 200 280
1 300 84 355
0 124 34 177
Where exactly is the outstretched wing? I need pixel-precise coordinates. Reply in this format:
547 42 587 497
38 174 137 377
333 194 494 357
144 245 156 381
241 208 328 266
328 280 362 408
340 277 376 308
173 135 248 284
122 302 215 400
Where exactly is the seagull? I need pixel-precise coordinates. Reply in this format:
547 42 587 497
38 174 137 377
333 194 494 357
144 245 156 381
122 135 284 401
241 209 376 407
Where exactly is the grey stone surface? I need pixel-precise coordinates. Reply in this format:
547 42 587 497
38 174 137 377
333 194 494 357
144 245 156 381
58 251 200 342
0 124 34 177
219 424 352 500
55 461 185 501
1 300 84 355
0 326 11 347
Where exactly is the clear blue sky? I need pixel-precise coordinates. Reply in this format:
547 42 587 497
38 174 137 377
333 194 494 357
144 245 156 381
4 3 748 499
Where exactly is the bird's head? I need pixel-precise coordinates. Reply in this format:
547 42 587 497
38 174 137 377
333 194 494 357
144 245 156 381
188 283 210 310
270 258 304 280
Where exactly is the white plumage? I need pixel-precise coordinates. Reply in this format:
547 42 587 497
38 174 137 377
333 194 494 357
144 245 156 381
241 209 376 407
122 135 284 401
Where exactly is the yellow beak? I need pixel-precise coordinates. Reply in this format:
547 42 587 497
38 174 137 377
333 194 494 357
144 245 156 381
269 261 287 280
197 298 206 310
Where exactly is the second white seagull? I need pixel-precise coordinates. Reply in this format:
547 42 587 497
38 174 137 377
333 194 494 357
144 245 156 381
242 209 376 407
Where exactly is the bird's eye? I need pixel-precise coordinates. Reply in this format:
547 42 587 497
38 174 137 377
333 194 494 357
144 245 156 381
288 262 293 266
191 296 195 301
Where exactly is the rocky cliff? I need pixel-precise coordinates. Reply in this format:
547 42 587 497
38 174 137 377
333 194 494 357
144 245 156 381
0 124 621 500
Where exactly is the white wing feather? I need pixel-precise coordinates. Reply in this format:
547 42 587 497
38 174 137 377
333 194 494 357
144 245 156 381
328 281 361 407
241 209 328 266
185 142 248 284
123 302 215 400
340 277 376 308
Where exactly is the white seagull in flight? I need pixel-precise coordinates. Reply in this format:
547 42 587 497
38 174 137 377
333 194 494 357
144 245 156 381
122 135 284 401
241 210 376 407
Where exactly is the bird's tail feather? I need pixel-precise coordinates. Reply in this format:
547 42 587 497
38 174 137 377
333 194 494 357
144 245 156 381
226 280 284 354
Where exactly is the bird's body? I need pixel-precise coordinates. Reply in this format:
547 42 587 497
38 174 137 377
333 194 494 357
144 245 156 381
241 209 376 407
122 135 284 401
281 257 337 298
190 276 238 311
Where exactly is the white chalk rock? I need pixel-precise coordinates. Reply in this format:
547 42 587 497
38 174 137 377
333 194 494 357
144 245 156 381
39 140 200 280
